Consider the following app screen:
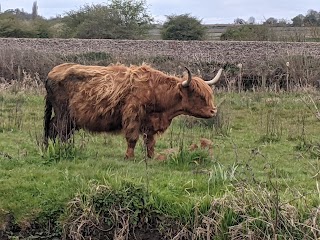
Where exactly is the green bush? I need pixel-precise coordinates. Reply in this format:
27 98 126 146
0 16 35 38
161 14 206 40
62 1 153 39
32 19 52 38
0 13 52 38
221 25 275 41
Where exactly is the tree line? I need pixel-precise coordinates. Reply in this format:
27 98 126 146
0 0 319 41
234 9 320 27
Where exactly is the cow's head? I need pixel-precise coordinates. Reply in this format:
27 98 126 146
179 67 223 118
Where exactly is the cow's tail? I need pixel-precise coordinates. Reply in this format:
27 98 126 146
44 80 52 146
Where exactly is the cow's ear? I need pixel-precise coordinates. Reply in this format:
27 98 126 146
178 83 188 95
177 83 189 99
178 82 189 90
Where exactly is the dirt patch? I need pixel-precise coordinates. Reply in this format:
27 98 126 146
133 228 163 240
0 212 61 240
1 38 320 65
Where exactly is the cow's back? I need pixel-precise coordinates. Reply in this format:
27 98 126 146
46 63 133 132
47 63 120 82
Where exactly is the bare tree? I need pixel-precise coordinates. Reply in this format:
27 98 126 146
248 16 256 24
234 18 246 24
264 17 278 25
32 1 38 20
278 18 288 26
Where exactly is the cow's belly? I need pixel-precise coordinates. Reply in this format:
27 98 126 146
80 117 122 132
70 106 122 133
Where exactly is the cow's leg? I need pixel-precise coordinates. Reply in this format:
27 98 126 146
143 134 156 158
55 113 75 142
125 138 138 159
122 103 145 159
124 126 140 159
48 116 58 141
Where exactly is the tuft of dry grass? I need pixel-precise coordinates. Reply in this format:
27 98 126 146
1 45 320 93
171 183 320 240
0 70 45 95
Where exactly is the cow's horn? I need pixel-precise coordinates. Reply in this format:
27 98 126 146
182 67 192 87
206 68 223 86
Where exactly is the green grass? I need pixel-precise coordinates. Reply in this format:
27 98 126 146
0 91 320 238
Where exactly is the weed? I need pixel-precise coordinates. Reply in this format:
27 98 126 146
258 108 282 143
62 51 113 66
166 148 211 167
206 162 238 193
212 104 231 136
0 95 25 132
40 139 82 164
296 139 320 159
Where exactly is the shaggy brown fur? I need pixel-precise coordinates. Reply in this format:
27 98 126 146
44 63 220 158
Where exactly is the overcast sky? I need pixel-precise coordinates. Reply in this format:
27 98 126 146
0 0 319 24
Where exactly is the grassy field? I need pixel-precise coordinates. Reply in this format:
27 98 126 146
0 88 320 239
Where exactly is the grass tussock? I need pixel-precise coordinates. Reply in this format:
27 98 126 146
62 182 155 240
192 184 320 240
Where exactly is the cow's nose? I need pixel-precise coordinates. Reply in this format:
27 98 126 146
210 108 217 116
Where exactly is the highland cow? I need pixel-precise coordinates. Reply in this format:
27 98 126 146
44 63 223 159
